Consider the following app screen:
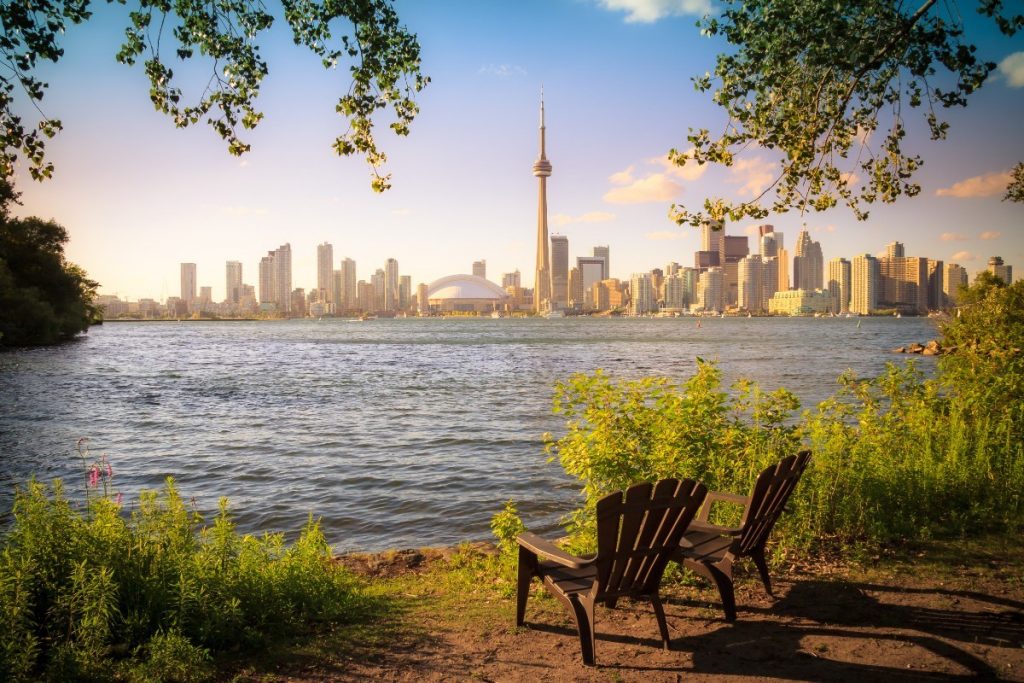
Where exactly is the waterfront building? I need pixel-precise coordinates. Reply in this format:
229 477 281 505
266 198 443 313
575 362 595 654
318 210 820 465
416 282 429 315
886 241 905 258
425 274 511 313
533 92 553 313
944 263 968 305
399 275 412 311
988 256 1013 284
577 256 606 308
760 230 782 258
767 289 833 316
258 243 292 314
600 278 626 310
761 255 779 307
696 267 724 313
199 286 212 305
629 272 655 316
738 255 764 312
371 269 386 312
340 258 357 312
384 258 399 312
290 288 306 317
827 257 851 314
593 245 610 279
550 234 569 309
777 246 790 291
501 270 521 288
180 263 197 305
568 267 583 311
926 259 944 310
472 260 486 279
317 242 334 303
225 261 242 304
259 256 273 306
851 253 879 314
663 271 690 312
332 270 342 312
357 280 375 313
879 255 928 314
793 230 823 292
719 235 749 307
701 220 723 253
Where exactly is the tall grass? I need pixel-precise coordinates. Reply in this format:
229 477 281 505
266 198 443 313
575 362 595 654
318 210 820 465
496 277 1024 556
0 477 370 681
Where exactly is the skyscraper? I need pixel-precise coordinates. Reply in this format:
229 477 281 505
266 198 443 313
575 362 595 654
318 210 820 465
988 256 1013 284
180 263 197 304
793 230 823 292
701 220 723 253
550 234 569 309
533 92 553 313
851 254 879 314
340 258 357 312
225 261 242 304
259 256 273 305
944 263 968 305
886 241 905 258
593 245 610 279
501 270 521 288
569 267 583 309
399 275 412 311
384 258 399 312
879 255 928 314
827 257 851 314
629 273 655 315
472 260 486 279
317 243 334 302
272 244 292 314
371 269 386 312
738 255 764 312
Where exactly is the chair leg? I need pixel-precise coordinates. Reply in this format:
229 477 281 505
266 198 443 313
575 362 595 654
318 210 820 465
516 547 536 626
568 596 596 666
750 547 773 596
650 594 672 650
707 563 738 622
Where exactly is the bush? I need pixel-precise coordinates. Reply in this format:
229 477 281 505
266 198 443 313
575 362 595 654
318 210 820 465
0 477 369 681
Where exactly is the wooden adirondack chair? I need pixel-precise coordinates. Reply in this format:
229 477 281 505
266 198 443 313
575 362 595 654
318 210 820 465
516 478 707 666
674 451 811 622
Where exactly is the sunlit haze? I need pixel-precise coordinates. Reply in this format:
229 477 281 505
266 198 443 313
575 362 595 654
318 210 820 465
12 0 1024 302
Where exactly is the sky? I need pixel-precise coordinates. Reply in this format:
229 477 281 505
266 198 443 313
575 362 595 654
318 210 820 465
10 0 1024 302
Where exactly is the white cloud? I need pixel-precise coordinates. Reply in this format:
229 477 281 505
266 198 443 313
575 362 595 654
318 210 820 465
935 170 1012 198
478 64 527 78
604 174 682 204
551 211 616 227
839 171 859 186
999 51 1024 88
646 230 683 241
980 231 1002 240
595 0 713 23
940 232 968 241
729 157 776 197
951 251 977 262
603 153 704 204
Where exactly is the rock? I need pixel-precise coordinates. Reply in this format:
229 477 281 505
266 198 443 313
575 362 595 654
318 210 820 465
922 348 938 356
907 342 924 353
893 346 906 353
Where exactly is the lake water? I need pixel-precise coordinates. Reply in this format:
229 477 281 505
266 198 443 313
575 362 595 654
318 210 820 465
0 316 937 552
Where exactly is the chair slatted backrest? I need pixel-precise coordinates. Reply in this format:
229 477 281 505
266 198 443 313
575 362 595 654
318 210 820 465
595 478 707 598
737 451 811 555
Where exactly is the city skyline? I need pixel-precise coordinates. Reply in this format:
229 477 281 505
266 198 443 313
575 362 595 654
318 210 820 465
8 0 1023 301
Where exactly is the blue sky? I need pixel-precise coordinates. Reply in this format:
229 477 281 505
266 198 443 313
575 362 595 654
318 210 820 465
11 0 1024 301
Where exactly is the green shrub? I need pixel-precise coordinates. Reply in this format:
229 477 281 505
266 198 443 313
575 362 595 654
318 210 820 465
0 478 369 681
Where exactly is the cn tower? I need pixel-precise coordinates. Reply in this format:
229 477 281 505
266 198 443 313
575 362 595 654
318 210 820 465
533 90 552 313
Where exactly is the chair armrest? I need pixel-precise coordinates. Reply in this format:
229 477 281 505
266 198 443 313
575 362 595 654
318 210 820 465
696 491 751 524
517 532 594 569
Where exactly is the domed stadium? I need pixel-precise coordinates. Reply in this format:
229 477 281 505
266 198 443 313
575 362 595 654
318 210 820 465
425 274 510 313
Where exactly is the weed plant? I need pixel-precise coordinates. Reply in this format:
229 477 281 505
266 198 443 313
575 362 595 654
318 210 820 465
0 471 370 681
494 277 1024 558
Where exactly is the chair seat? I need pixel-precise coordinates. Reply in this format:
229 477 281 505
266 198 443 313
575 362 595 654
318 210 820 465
679 527 735 565
540 561 597 597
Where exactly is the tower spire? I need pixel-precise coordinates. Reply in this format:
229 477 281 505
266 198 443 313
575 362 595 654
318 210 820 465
532 89 553 314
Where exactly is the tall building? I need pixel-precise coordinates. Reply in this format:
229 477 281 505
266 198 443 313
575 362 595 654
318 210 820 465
332 270 342 313
879 255 928 314
340 258 357 312
663 271 686 310
272 244 292 314
357 280 374 312
225 261 242 304
720 235 749 306
317 242 334 302
384 258 399 312
697 267 724 313
760 231 782 258
472 260 486 279
568 267 583 309
399 275 412 311
886 241 905 258
777 247 790 291
793 230 823 292
761 256 779 307
926 259 944 311
827 257 851 314
577 256 606 304
533 92 553 313
550 234 569 309
371 269 386 312
259 256 273 305
701 220 723 253
501 270 521 288
180 263 197 304
944 263 968 305
593 245 610 279
629 272 655 315
988 256 1013 284
738 255 764 312
417 282 429 314
851 253 879 314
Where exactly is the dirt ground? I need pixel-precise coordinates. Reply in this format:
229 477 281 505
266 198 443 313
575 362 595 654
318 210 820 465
239 541 1024 682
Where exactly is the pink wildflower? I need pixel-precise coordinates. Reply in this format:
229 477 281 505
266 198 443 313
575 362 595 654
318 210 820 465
106 462 112 478
115 492 123 506
88 466 99 487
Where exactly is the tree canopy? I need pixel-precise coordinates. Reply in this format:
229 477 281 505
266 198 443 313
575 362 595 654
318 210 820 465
0 179 99 346
0 0 427 192
669 0 1023 226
